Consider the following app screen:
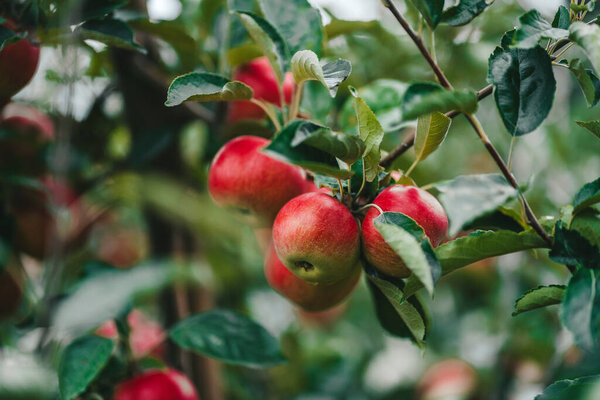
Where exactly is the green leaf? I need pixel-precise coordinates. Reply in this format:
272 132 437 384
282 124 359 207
512 285 566 316
405 0 444 28
488 46 556 136
550 221 600 269
259 0 323 55
290 50 351 97
263 120 353 179
165 72 253 107
0 24 25 52
413 112 451 164
77 18 145 52
552 5 570 30
351 90 384 181
512 10 568 48
576 120 600 140
291 125 365 165
401 82 478 121
374 212 441 296
236 11 290 86
77 0 128 22
560 269 600 351
59 336 115 400
366 273 426 347
567 59 600 108
536 375 600 400
574 177 600 214
441 0 491 27
569 22 600 74
432 174 518 236
52 264 172 335
169 310 286 368
405 229 548 297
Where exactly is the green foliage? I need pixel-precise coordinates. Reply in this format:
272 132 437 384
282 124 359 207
550 221 600 269
259 0 323 55
169 310 286 368
536 375 600 400
560 269 600 351
290 50 352 96
511 10 568 48
573 177 600 214
374 212 441 296
351 89 384 181
566 59 600 108
432 174 518 236
401 82 478 120
58 336 115 400
263 120 354 178
488 46 556 136
569 22 600 74
165 72 253 106
76 18 145 52
551 6 570 30
576 120 600 139
441 0 491 27
405 0 444 28
413 111 451 165
512 285 565 316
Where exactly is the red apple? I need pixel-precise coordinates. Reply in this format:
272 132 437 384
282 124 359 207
0 20 40 104
264 244 360 312
208 135 312 227
1 102 54 139
228 57 294 123
362 185 448 278
418 359 477 400
95 226 148 269
113 369 199 400
272 192 361 284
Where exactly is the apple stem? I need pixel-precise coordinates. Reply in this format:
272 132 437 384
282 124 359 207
404 159 418 179
288 83 304 123
336 178 345 203
250 99 281 132
354 158 367 201
353 203 384 216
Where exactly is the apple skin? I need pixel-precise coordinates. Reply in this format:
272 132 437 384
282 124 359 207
362 185 448 278
228 57 294 123
418 359 477 400
113 369 199 400
1 102 54 139
0 20 40 103
265 244 360 312
208 135 313 227
272 192 361 284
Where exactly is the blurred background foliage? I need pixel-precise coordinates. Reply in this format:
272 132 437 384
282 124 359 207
1 0 599 399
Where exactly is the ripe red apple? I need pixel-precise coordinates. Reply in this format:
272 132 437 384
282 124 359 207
0 20 40 104
418 359 477 400
272 192 361 284
1 102 54 139
228 57 294 123
208 135 313 227
113 368 199 400
362 185 448 278
264 244 360 312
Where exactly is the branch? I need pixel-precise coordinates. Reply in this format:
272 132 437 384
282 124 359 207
381 1 555 251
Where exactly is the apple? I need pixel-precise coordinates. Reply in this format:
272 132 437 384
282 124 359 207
208 135 313 227
228 56 295 123
95 226 148 269
417 359 477 400
1 102 54 139
361 185 448 278
295 302 348 328
113 368 199 400
272 192 361 284
95 309 165 360
264 244 360 312
0 20 40 104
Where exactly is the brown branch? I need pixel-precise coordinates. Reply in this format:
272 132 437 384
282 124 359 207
380 84 494 168
381 1 555 251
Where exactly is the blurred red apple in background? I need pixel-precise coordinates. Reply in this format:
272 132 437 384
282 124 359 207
418 359 477 400
113 368 199 400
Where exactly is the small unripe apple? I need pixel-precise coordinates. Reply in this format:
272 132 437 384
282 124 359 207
264 244 360 312
208 135 313 227
113 368 199 400
0 20 40 103
418 359 477 400
273 192 361 284
228 57 294 123
362 185 448 278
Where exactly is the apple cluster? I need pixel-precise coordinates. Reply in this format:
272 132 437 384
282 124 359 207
208 58 449 319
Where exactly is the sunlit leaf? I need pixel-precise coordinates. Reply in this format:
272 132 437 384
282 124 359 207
351 89 384 181
576 120 600 140
512 285 565 316
569 22 600 74
290 50 351 96
165 73 253 106
413 112 451 164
